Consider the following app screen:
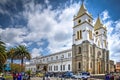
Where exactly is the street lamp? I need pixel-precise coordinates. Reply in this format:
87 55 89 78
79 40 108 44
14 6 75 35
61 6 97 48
61 55 64 80
24 57 26 72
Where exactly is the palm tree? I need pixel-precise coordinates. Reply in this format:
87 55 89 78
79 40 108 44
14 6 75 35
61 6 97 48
7 48 16 63
0 40 6 53
0 52 7 65
0 40 7 71
15 45 31 65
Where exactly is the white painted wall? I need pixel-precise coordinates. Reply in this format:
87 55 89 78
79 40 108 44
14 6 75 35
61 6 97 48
25 64 36 73
73 23 94 45
94 28 107 49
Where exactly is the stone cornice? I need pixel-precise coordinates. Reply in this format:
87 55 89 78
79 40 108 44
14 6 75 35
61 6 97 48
73 21 93 28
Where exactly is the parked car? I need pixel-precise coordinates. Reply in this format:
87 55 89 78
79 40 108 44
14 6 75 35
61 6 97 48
45 72 54 77
72 72 90 79
36 73 44 77
64 71 74 78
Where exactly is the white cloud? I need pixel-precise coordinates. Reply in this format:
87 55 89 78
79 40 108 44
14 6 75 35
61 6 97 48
101 10 120 62
0 27 27 47
101 10 110 21
0 1 79 58
23 1 79 53
31 48 42 58
45 0 49 4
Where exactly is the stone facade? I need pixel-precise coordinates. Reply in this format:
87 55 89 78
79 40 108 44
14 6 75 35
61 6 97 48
72 41 109 74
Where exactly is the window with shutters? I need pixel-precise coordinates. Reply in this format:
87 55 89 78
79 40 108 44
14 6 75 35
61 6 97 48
56 56 58 60
54 66 55 71
61 65 62 71
68 64 70 70
63 65 65 70
56 66 58 71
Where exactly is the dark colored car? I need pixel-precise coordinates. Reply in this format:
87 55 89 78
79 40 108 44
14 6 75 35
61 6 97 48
45 72 54 77
63 71 74 78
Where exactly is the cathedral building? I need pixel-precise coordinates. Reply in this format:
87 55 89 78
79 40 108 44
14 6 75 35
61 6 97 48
25 2 109 74
72 2 109 74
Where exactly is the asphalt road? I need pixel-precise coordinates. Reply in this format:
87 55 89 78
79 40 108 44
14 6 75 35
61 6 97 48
31 77 104 80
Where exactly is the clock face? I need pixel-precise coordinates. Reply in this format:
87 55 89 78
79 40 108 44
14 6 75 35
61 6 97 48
88 19 91 22
96 32 98 34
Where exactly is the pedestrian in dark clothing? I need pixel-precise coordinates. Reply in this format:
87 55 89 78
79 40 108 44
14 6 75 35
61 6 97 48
13 72 16 80
110 75 114 80
17 73 22 80
105 74 110 80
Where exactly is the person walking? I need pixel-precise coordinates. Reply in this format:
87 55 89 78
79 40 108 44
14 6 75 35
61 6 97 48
12 72 17 80
1 75 5 80
105 74 110 80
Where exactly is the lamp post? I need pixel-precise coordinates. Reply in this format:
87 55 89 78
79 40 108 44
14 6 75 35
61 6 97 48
61 55 63 80
24 57 26 72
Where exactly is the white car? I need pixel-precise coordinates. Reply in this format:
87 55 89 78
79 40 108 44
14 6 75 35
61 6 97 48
72 72 90 79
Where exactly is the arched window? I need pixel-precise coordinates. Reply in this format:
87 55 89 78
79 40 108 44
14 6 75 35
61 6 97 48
56 66 58 71
79 30 82 39
97 51 101 58
77 31 79 39
51 66 52 71
98 41 100 47
56 56 58 59
49 66 50 71
63 65 65 70
68 64 70 70
54 66 55 71
77 30 82 40
104 40 107 47
78 62 81 69
78 47 81 54
61 65 62 71
89 30 92 40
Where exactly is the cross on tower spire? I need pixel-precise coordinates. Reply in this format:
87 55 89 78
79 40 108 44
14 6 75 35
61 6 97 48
81 0 84 3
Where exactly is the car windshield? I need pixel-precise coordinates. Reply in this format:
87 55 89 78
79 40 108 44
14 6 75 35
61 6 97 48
81 72 90 75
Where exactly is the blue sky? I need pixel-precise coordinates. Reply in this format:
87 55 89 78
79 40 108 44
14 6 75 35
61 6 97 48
0 0 120 62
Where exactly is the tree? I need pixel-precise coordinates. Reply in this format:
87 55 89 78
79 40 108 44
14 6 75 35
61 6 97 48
7 48 16 63
11 63 25 72
14 45 31 65
0 40 7 71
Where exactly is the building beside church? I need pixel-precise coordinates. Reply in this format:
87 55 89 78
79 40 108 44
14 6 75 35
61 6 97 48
115 62 120 72
109 60 115 72
25 2 109 74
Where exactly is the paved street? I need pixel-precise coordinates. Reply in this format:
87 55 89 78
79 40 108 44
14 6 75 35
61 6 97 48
31 77 104 80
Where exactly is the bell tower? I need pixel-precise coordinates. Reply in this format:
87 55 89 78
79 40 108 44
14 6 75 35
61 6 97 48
72 2 94 73
73 2 94 45
94 16 108 49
